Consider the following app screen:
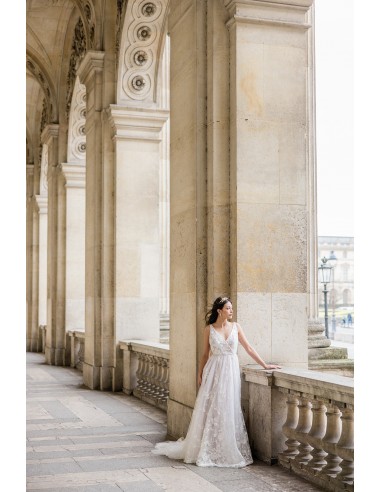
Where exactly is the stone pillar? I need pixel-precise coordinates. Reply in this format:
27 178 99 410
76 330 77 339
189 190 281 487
226 0 314 369
77 51 112 390
26 164 34 351
35 195 48 340
159 34 170 333
36 195 48 352
42 124 66 366
108 106 168 346
167 0 209 439
30 198 40 352
61 163 86 333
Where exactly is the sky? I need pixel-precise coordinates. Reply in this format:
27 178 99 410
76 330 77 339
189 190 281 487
315 0 354 237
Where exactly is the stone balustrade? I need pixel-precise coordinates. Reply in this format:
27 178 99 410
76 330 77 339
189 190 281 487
243 366 354 492
67 330 85 371
120 340 170 411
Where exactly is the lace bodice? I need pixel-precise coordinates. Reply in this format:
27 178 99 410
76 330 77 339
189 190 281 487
209 323 238 356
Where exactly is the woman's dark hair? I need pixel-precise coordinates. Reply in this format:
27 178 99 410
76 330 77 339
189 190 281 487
205 296 231 325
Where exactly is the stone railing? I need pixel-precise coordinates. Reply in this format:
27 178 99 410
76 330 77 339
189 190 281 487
120 340 169 411
67 330 85 371
243 366 354 492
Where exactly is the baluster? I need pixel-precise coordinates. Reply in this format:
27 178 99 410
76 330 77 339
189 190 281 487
279 392 300 466
150 356 160 398
154 358 165 399
306 399 328 473
162 359 169 400
146 355 155 396
294 397 313 466
335 406 354 486
141 354 151 395
134 353 143 394
321 404 342 478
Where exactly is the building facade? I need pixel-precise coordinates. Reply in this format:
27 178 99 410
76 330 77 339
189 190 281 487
318 236 354 314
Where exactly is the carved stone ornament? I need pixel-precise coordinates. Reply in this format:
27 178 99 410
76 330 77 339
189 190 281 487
132 75 146 90
134 50 148 66
66 18 87 118
67 77 87 162
142 3 157 16
118 0 169 103
80 0 95 47
137 25 152 41
27 57 53 122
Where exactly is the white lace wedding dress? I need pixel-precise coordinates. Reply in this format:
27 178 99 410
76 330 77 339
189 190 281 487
152 322 253 467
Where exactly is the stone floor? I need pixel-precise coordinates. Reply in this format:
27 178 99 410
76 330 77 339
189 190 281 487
26 352 325 491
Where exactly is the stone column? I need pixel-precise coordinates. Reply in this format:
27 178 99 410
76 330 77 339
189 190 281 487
226 0 314 369
61 163 86 334
35 195 48 342
77 51 111 390
42 124 67 366
26 164 34 351
156 34 171 334
108 106 169 358
167 0 209 439
306 2 332 358
30 198 40 352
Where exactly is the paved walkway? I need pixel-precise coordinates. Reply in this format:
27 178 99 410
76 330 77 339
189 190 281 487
26 352 324 491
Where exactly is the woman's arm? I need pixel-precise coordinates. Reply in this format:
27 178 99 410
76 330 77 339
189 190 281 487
197 326 211 386
237 323 281 370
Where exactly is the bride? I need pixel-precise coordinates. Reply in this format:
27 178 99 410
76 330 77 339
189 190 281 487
152 296 281 468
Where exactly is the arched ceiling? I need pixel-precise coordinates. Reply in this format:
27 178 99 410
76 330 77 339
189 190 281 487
26 0 76 164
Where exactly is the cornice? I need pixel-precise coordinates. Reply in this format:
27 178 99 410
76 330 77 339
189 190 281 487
107 105 169 142
77 50 105 86
41 124 60 145
224 0 312 29
61 162 86 188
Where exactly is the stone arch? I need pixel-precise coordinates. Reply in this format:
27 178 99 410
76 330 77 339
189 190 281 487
116 0 170 106
26 50 58 123
67 77 87 163
72 0 102 50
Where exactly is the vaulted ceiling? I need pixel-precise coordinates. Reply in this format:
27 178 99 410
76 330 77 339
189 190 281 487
26 1 76 161
26 0 105 169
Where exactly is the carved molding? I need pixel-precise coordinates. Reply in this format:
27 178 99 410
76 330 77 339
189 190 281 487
116 0 127 64
80 0 96 48
66 17 87 119
117 0 169 104
26 53 55 122
67 77 87 162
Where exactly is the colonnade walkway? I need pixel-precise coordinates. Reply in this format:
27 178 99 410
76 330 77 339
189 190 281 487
26 352 324 491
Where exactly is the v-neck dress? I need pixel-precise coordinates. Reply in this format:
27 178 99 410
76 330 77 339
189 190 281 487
152 322 253 467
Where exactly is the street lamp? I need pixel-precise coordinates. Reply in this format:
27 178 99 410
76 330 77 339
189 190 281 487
318 257 332 338
328 250 338 334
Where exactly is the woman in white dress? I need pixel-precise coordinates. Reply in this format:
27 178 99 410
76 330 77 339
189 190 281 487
152 296 281 468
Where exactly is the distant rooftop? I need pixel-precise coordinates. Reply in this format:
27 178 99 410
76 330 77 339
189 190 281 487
318 236 354 245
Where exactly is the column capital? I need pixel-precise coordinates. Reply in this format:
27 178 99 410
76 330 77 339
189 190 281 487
224 0 313 30
35 194 48 214
77 50 105 87
107 105 169 142
61 162 86 188
41 124 59 146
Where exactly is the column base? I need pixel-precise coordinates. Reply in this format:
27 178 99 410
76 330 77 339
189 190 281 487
167 398 193 440
82 362 117 390
45 347 66 366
